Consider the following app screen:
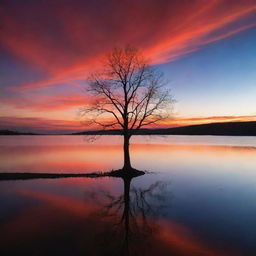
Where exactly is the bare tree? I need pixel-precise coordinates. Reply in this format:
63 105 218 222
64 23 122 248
81 46 174 171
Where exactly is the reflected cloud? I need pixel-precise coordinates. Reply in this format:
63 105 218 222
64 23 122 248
0 174 237 255
1 136 256 174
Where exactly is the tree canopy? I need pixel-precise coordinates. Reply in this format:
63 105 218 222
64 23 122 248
81 46 174 133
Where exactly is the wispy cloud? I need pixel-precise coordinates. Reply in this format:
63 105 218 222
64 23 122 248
1 0 255 131
0 94 93 111
1 0 255 90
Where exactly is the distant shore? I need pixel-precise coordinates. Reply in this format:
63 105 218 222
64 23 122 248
1 121 256 136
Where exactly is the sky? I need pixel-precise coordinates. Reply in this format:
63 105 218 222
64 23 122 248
0 0 256 133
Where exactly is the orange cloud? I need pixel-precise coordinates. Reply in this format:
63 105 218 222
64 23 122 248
1 115 256 133
159 115 256 128
0 116 82 133
0 94 93 111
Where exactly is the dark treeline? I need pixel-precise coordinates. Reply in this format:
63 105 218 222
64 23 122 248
1 121 256 136
0 130 36 135
73 121 256 136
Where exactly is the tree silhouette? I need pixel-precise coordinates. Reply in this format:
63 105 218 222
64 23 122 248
81 46 174 171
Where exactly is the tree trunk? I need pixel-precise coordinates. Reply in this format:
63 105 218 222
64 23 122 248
123 134 131 169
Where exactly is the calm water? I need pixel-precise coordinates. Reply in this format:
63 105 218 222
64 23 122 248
1 135 256 255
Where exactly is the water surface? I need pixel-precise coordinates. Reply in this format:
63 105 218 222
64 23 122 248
0 135 256 255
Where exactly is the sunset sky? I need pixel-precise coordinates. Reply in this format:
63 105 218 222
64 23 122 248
1 0 256 133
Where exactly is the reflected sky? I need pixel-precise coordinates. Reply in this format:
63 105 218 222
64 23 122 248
1 135 256 174
0 176 239 256
0 135 256 255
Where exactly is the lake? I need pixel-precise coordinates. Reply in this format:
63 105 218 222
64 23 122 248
1 135 256 255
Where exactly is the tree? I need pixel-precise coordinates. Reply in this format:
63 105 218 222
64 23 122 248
81 46 174 171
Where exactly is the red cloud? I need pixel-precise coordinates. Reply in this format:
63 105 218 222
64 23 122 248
1 0 255 90
1 0 255 131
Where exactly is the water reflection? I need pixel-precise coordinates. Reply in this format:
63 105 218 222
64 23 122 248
1 135 256 255
87 175 170 256
1 135 256 174
0 174 237 256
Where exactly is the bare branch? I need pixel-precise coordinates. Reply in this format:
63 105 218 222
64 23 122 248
81 46 174 134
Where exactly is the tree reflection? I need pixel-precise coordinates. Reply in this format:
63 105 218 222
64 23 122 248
86 174 171 256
